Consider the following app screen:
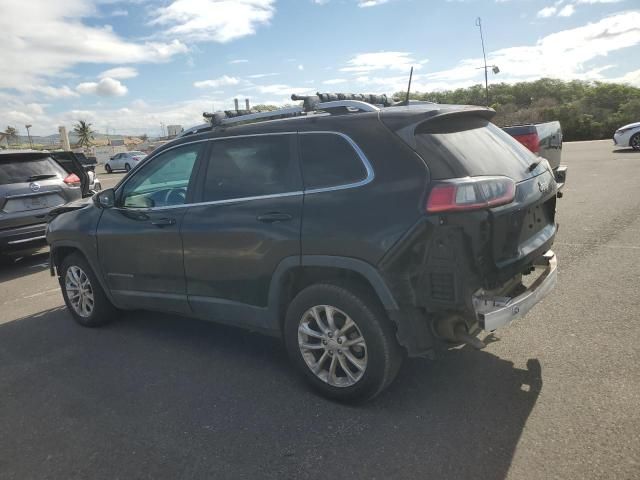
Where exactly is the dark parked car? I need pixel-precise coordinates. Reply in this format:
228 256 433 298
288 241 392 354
503 121 567 190
0 150 88 256
47 97 559 401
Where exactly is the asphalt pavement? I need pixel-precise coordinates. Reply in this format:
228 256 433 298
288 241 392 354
0 141 638 479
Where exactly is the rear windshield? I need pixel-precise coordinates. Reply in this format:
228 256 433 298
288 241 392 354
414 117 539 181
0 156 67 185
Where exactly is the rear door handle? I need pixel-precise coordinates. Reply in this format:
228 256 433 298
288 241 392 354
257 212 292 223
151 217 176 227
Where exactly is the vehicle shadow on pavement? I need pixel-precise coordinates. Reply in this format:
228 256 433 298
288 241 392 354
612 148 639 154
0 308 542 480
0 249 50 283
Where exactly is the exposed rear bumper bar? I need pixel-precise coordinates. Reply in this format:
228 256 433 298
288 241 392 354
473 250 557 331
555 165 567 192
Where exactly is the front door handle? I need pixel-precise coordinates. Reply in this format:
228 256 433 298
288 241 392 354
151 217 176 227
257 212 292 223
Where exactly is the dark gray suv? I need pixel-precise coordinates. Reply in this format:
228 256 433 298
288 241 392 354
47 97 560 401
0 151 87 255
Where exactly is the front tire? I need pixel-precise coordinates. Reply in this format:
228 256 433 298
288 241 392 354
105 164 112 174
284 282 403 402
630 133 640 150
60 253 118 327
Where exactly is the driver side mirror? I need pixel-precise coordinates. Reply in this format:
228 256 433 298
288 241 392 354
94 188 115 209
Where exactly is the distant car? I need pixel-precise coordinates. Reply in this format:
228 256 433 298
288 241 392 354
502 121 567 190
613 122 640 150
104 151 147 173
0 150 88 256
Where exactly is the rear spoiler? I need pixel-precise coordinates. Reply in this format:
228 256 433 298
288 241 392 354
380 105 496 150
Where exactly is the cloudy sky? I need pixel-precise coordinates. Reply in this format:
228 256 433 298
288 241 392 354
1 0 639 136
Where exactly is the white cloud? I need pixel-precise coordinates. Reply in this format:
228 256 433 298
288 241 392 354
323 78 347 85
358 0 390 6
537 6 557 17
230 59 249 64
341 52 420 73
248 73 280 78
558 4 576 16
110 9 128 17
99 67 139 79
149 0 275 43
298 64 305 71
0 0 187 91
27 85 80 99
194 75 240 88
76 77 128 96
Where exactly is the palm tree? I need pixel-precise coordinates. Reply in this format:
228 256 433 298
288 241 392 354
4 126 18 146
140 133 149 142
73 120 94 148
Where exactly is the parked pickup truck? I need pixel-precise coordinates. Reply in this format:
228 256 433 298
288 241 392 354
503 122 567 191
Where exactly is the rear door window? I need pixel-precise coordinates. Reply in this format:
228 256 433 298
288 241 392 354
414 117 539 181
299 133 367 190
201 135 299 202
0 156 67 185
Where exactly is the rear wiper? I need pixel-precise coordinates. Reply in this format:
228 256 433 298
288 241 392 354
527 160 541 173
27 174 57 181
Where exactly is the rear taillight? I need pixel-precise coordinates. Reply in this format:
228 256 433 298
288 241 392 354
514 133 540 153
426 176 516 213
63 173 81 186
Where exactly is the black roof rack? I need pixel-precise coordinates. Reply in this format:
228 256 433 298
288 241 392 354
179 92 394 138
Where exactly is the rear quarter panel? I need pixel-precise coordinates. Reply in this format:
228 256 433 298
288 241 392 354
299 116 428 265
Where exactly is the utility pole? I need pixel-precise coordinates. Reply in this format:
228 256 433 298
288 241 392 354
476 17 490 107
25 124 33 148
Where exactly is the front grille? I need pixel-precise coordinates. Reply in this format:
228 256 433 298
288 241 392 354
430 272 455 301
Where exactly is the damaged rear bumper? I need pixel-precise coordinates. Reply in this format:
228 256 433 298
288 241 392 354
473 250 557 331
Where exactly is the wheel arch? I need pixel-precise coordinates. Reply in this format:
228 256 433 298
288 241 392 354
50 241 116 305
268 256 399 332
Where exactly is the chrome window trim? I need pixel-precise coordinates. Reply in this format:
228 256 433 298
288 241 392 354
118 131 374 212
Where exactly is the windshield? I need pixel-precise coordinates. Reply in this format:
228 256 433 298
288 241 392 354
414 117 542 181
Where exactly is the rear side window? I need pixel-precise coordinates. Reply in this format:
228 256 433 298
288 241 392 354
299 133 367 190
414 117 538 181
202 135 299 202
0 156 67 185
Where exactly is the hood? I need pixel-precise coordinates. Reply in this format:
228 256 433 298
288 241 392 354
47 196 93 220
618 121 640 131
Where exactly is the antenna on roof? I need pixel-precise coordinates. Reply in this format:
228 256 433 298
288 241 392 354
404 66 414 105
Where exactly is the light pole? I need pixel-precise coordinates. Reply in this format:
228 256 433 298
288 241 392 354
25 124 33 148
475 17 499 107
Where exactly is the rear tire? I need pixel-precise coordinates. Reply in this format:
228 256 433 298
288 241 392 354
124 163 131 172
284 282 403 402
630 133 640 150
59 253 118 327
105 164 112 174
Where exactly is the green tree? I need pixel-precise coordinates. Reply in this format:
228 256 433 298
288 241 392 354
3 126 18 146
73 120 94 147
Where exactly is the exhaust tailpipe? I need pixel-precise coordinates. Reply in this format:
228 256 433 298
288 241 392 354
435 317 486 350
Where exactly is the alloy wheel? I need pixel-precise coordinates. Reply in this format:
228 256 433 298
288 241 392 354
298 305 368 387
65 266 95 318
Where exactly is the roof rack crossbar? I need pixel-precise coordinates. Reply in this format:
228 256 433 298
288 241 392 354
179 95 385 138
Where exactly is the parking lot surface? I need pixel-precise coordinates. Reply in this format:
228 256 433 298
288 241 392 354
1 141 639 479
